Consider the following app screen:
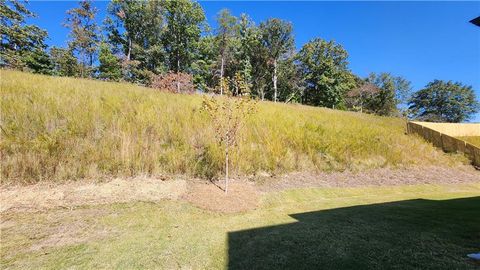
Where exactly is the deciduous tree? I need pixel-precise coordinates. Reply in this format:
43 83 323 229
214 9 237 95
201 92 256 193
409 80 479 122
259 18 294 102
162 0 205 92
105 0 167 83
345 81 380 113
248 26 269 101
277 54 304 103
364 73 411 116
297 38 355 108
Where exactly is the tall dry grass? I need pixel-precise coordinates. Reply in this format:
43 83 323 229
1 70 465 183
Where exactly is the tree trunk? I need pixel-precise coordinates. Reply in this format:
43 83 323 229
360 92 363 113
285 93 294 104
273 59 278 102
81 53 86 78
225 146 229 193
127 38 132 61
220 56 224 95
176 58 180 93
89 52 93 69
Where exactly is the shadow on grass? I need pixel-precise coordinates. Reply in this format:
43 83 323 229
228 197 480 270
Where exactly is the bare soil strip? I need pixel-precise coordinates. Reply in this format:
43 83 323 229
1 166 479 213
257 165 480 192
0 177 187 213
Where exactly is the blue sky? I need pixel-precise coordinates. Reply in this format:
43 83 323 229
28 1 480 122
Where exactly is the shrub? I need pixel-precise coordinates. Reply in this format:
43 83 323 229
150 72 195 94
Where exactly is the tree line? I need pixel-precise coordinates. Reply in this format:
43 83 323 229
1 0 478 122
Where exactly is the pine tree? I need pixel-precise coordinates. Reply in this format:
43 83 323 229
24 48 53 75
191 35 216 92
50 46 80 77
64 0 99 77
98 42 121 81
1 0 50 71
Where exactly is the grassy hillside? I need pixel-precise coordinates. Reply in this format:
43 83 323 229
1 70 465 183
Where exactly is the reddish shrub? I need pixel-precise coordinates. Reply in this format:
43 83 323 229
150 72 195 94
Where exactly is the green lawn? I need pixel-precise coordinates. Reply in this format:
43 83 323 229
458 136 480 147
2 183 480 269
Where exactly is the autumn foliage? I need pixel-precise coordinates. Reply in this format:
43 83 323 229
201 93 256 192
150 72 195 94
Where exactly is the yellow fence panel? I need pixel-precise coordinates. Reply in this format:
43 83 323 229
407 122 480 168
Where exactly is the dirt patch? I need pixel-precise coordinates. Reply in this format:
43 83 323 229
182 180 259 213
0 176 187 213
1 166 478 214
256 166 480 192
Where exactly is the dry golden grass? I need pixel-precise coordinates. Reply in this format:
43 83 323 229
0 70 466 183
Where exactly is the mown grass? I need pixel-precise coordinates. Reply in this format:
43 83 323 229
1 70 466 183
458 136 480 147
1 183 479 269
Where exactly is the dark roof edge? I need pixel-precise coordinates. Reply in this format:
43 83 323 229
470 16 480 27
